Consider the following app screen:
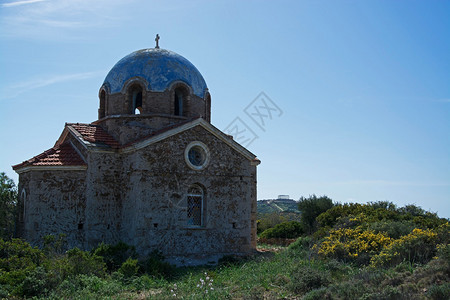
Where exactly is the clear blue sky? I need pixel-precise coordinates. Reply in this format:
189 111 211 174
1 0 449 218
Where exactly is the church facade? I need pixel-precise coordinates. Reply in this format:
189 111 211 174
13 45 260 263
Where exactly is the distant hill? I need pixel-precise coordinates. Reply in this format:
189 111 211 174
257 198 300 215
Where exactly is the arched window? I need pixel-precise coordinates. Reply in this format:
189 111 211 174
98 90 106 119
174 88 184 116
205 92 211 122
128 84 143 114
187 185 204 226
20 189 27 223
132 90 143 114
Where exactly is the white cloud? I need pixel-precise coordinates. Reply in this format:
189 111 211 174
2 0 47 7
332 180 450 187
0 0 135 39
4 71 104 98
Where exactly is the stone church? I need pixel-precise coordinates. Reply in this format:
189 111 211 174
13 41 260 263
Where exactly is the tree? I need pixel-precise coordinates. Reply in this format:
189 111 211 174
0 172 18 239
298 195 334 234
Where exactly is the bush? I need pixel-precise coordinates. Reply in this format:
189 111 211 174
257 212 289 234
53 274 124 298
367 220 416 239
316 202 446 232
21 266 49 297
298 195 334 233
314 228 392 264
288 264 330 294
0 172 17 240
288 236 312 251
42 234 68 256
92 241 137 272
128 274 158 290
118 257 140 278
0 238 44 296
436 243 450 261
65 247 106 277
370 228 439 267
140 250 174 278
259 221 304 239
427 283 450 300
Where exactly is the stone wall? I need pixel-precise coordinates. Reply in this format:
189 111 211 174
96 114 189 145
18 170 87 248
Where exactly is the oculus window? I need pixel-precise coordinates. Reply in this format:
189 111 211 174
185 141 210 170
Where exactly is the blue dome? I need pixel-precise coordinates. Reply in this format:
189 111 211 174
103 48 208 98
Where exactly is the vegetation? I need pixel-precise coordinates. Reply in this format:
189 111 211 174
257 198 300 215
0 174 448 299
0 172 17 240
298 194 335 234
256 211 300 235
259 221 304 239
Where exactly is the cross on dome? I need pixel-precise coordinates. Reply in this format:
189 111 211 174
155 34 160 49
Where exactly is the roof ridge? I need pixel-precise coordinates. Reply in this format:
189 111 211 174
66 122 97 127
67 122 120 149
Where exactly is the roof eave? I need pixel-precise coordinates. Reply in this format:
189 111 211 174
13 165 87 175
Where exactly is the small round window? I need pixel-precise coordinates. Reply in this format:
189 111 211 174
185 141 210 170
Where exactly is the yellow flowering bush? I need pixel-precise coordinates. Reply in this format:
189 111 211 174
314 228 392 263
370 228 439 267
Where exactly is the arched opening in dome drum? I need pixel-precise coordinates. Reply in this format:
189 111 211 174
174 89 184 116
132 90 143 114
98 90 106 119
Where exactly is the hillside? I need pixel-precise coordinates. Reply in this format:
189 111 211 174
257 198 300 215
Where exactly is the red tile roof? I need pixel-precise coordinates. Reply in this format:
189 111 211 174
12 142 86 170
67 123 120 148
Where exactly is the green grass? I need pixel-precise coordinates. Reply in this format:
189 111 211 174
24 243 448 300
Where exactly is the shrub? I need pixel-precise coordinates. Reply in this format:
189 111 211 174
259 221 304 239
257 212 289 234
370 228 439 267
65 247 106 277
0 173 17 240
288 264 330 294
118 257 140 278
42 234 68 256
367 220 416 239
0 238 44 296
92 241 137 272
21 266 49 297
436 243 450 261
140 250 174 278
288 236 312 251
314 228 392 264
360 286 402 300
317 202 445 232
298 195 334 233
53 274 123 298
412 215 447 229
427 283 450 300
128 274 158 290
